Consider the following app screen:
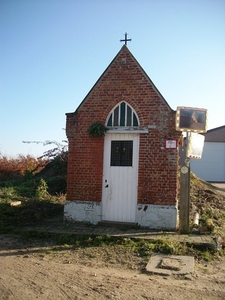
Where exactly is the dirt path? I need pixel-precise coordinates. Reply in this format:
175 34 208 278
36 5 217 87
0 234 225 300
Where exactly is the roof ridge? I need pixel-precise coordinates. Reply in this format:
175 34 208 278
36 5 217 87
206 125 225 132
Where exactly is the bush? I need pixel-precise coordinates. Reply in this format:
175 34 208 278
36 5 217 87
35 179 49 199
0 153 67 195
0 155 47 181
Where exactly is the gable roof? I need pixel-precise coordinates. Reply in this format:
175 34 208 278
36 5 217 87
71 45 173 113
203 125 225 142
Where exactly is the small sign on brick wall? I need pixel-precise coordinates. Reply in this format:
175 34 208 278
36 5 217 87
165 139 177 149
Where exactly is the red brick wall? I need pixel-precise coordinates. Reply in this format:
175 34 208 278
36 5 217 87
66 46 181 205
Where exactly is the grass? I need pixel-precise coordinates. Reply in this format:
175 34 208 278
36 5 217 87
17 230 225 264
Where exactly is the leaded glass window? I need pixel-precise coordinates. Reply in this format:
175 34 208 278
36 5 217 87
110 141 133 167
106 102 139 127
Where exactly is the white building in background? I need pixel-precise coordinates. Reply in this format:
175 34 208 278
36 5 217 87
191 125 225 182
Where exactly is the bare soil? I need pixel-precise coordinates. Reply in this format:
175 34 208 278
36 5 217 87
0 234 225 300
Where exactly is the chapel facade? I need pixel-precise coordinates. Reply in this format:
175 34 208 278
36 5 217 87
64 44 181 229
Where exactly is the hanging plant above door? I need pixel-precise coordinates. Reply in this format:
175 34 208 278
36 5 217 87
88 121 108 137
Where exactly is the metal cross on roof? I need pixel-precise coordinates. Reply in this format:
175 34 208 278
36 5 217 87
120 32 132 45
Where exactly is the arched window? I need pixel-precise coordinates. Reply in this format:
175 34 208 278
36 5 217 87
106 102 139 127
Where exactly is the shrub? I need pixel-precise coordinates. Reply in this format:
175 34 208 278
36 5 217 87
0 155 47 181
35 179 49 199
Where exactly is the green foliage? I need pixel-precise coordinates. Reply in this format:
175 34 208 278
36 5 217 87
0 187 18 201
88 121 108 137
201 250 213 262
199 208 225 233
55 233 74 245
36 153 67 194
21 230 52 239
0 193 64 234
154 239 188 255
35 178 49 199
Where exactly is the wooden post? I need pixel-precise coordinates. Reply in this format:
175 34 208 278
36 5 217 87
179 133 190 234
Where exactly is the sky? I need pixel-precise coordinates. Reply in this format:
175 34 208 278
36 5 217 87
1 0 225 157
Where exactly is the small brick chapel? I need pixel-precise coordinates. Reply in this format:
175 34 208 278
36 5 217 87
64 43 181 230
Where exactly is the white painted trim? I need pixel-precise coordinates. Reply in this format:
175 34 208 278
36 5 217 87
107 127 148 134
64 201 101 224
136 204 178 230
64 201 178 230
148 125 156 129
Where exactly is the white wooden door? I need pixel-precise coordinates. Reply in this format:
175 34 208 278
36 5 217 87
102 133 139 222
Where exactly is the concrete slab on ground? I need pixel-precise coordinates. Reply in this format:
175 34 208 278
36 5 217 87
146 253 194 276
